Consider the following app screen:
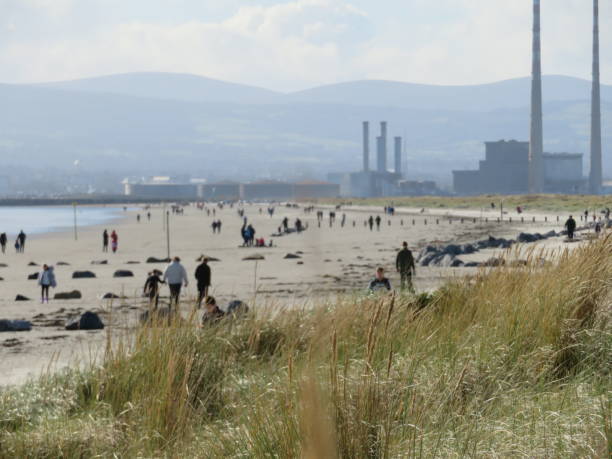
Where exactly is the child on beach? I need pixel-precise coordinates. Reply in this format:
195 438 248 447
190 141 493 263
144 270 164 309
111 230 118 253
38 264 57 303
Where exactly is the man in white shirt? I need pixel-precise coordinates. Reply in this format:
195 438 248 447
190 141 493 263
163 257 188 309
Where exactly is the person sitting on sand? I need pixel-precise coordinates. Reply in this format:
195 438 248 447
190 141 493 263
368 267 392 293
38 264 57 303
144 270 164 309
201 296 225 325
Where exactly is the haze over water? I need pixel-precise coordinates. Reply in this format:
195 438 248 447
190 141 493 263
0 206 125 237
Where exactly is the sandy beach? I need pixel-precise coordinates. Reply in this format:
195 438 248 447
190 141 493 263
0 202 594 386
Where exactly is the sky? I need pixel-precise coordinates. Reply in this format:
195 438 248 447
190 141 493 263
1 0 610 92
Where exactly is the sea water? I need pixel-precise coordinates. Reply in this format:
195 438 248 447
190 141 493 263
0 206 126 237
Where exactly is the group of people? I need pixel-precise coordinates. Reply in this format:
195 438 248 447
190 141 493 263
240 221 257 246
102 229 119 253
368 215 382 231
211 220 223 234
2 230 27 253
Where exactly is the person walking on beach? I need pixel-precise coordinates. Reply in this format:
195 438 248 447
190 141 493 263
368 216 374 231
396 242 416 293
37 264 56 303
143 270 164 309
17 230 26 253
565 215 577 240
110 230 118 253
375 215 382 231
195 257 212 308
163 257 188 309
102 230 109 252
368 267 392 293
0 232 6 254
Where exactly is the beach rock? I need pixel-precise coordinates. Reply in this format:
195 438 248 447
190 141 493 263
464 262 482 268
0 277 3 281
15 295 30 301
91 260 108 265
57 261 70 266
461 244 477 254
243 254 265 261
0 320 32 332
442 244 462 256
28 262 39 267
113 270 134 278
72 271 96 279
517 233 538 243
65 311 104 331
297 261 304 265
284 253 301 259
0 263 7 268
544 230 557 238
227 300 249 316
101 293 121 299
296 251 304 255
146 257 171 264
28 273 38 280
54 290 82 300
126 261 140 265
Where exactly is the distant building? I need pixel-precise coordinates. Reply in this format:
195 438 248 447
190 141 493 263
453 140 585 195
398 180 439 196
294 181 340 199
124 183 197 199
198 182 241 201
241 181 294 201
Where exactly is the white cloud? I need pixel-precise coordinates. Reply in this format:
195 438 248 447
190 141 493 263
0 0 609 90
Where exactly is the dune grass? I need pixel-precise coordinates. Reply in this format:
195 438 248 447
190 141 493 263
1 238 611 457
319 194 612 214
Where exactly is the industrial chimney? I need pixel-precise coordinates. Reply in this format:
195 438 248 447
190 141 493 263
528 0 544 194
362 121 370 172
377 122 388 173
394 137 402 177
589 0 602 194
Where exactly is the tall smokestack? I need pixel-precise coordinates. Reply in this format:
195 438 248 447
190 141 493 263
589 0 602 194
528 0 544 194
377 122 388 173
394 137 402 176
362 121 370 172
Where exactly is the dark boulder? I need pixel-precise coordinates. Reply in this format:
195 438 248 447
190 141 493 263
54 290 82 300
28 262 39 267
544 230 557 238
517 233 537 243
15 295 30 301
146 257 171 264
0 320 32 332
243 254 265 261
72 271 96 279
442 244 462 256
91 260 108 265
461 244 477 254
57 261 70 266
28 273 38 280
227 300 249 316
464 262 482 268
102 293 121 299
65 311 104 331
195 255 221 262
126 261 140 265
284 253 301 259
0 263 7 268
113 270 134 278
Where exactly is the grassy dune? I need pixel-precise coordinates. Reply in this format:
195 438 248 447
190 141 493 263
1 239 611 457
320 194 612 213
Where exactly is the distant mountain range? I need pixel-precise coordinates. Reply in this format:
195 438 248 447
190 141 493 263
37 72 612 111
0 72 609 187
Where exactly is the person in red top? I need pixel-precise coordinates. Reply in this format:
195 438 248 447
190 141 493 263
110 230 119 253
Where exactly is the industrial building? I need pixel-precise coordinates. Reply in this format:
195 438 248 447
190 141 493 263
294 181 340 199
453 140 584 195
123 183 198 200
197 182 241 201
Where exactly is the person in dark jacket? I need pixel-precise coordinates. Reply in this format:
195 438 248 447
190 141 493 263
375 216 382 231
396 242 416 292
368 267 392 293
195 258 212 308
565 215 577 240
0 232 6 254
17 230 26 253
102 230 109 252
368 216 374 231
144 270 164 309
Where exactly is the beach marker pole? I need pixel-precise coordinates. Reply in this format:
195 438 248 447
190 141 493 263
166 211 170 259
73 202 78 241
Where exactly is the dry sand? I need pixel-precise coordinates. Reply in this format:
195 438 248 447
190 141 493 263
0 202 596 386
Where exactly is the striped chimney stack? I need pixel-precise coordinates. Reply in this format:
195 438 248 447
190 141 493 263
528 0 545 194
589 0 603 194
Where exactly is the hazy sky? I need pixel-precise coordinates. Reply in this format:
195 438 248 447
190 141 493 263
1 0 610 91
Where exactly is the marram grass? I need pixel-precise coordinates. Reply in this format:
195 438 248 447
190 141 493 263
1 237 611 458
